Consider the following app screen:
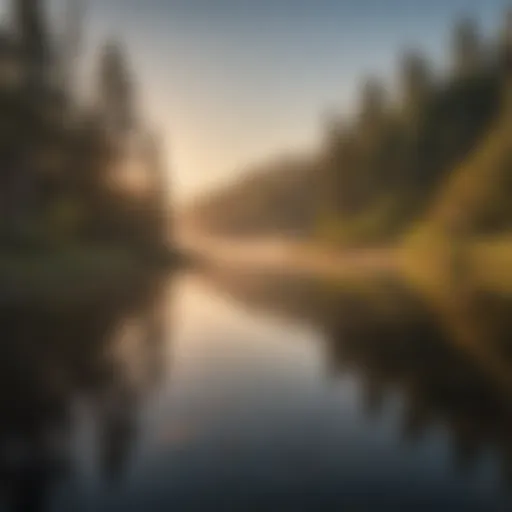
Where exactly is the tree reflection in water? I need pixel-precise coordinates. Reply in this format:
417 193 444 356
0 276 172 512
204 267 512 488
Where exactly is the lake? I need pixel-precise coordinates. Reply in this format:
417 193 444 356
0 268 511 511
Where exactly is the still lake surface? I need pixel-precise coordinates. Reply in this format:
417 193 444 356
1 267 511 511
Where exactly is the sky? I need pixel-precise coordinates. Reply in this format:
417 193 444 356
0 0 509 204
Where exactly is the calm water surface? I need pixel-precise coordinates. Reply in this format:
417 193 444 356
1 269 511 511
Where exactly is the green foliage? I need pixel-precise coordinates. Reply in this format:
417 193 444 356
0 0 171 263
317 195 405 247
186 10 512 283
97 41 136 134
188 13 510 249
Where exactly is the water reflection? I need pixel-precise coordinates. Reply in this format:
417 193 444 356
0 277 172 511
1 268 512 510
203 267 512 489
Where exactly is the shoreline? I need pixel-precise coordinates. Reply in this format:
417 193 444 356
0 245 181 305
185 235 512 298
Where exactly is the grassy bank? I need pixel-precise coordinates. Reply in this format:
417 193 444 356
467 236 512 297
401 224 512 301
0 244 177 304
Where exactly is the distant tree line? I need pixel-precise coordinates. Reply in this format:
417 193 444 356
189 11 512 246
320 12 512 244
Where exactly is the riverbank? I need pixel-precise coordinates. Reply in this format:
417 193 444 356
402 227 512 301
0 244 181 305
185 233 512 300
468 236 512 296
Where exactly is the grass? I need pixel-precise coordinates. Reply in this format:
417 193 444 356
401 224 457 299
0 244 158 304
401 220 512 301
316 194 407 248
467 236 512 297
400 107 512 300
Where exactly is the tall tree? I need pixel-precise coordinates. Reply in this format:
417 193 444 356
97 41 136 136
500 8 512 64
358 77 386 129
401 50 431 118
59 0 84 96
452 17 482 78
14 0 50 86
141 130 170 243
501 9 512 111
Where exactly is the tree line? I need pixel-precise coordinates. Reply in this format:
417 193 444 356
0 0 170 255
188 11 512 247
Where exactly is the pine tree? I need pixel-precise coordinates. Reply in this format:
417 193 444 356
97 41 136 136
141 130 170 243
14 0 49 86
59 0 84 96
452 17 481 78
401 51 431 117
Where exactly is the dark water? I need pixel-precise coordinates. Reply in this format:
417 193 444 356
1 269 512 511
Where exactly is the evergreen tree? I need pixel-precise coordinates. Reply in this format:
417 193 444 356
401 50 431 118
452 17 482 78
141 130 170 245
358 77 386 130
14 0 50 86
97 41 136 136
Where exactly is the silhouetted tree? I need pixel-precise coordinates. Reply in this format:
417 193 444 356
0 0 171 253
358 76 387 130
15 0 50 88
401 50 432 119
187 9 512 245
452 17 482 78
97 41 136 136
141 130 170 243
58 0 84 96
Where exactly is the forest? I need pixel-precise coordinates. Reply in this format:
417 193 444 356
0 0 172 300
187 14 510 249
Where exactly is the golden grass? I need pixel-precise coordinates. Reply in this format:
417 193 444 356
468 236 512 296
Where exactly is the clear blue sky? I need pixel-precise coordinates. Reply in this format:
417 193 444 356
2 0 509 202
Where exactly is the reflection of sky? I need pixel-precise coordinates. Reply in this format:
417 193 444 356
65 273 504 509
0 1 509 201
